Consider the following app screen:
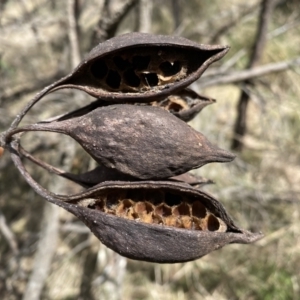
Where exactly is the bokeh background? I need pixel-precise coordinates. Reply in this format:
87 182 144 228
1 0 300 299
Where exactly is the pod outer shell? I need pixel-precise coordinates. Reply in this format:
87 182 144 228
28 104 236 179
49 32 230 102
49 181 263 263
72 206 262 263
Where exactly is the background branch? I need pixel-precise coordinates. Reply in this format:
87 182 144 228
231 0 276 151
0 210 19 256
91 0 138 45
198 57 300 88
210 3 259 44
137 0 152 33
67 0 81 68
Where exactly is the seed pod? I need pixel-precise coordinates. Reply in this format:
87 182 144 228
30 33 229 103
152 88 216 122
48 180 262 263
15 104 235 180
40 88 214 126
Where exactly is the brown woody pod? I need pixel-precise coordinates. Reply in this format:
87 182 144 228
34 180 262 263
27 33 229 104
14 104 235 180
153 88 216 122
41 88 215 125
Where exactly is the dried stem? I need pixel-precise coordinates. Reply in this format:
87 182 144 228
0 70 64 106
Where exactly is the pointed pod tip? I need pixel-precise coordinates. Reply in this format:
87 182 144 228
212 147 236 163
238 230 264 244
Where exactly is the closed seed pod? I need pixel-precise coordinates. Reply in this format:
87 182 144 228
13 104 235 180
21 32 229 106
8 157 261 263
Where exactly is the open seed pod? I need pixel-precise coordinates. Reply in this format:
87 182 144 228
153 88 216 122
62 181 262 263
23 33 229 105
12 104 235 180
9 147 262 263
40 88 214 125
0 33 229 142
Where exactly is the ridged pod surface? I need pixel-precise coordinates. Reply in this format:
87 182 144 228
30 32 229 103
16 104 235 179
42 180 262 263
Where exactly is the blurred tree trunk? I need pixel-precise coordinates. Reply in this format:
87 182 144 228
137 0 152 33
92 247 127 300
231 0 276 151
67 0 81 68
22 137 77 300
91 0 138 45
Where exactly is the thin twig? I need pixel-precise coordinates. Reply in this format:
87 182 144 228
0 210 19 256
0 70 64 105
198 57 300 88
